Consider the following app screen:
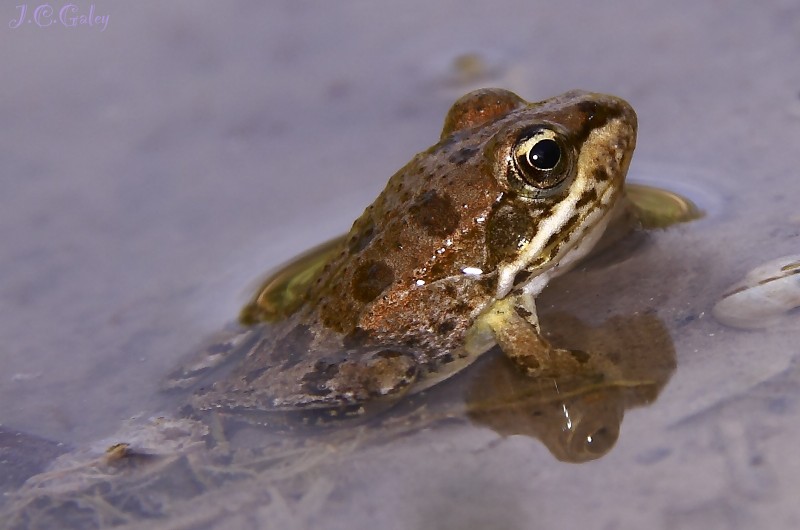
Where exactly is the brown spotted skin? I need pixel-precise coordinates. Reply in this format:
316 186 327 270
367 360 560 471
190 88 638 416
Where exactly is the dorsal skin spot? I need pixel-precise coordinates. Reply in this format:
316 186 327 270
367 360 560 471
577 100 600 119
448 146 478 166
409 190 460 237
486 202 538 267
352 260 395 303
437 319 456 334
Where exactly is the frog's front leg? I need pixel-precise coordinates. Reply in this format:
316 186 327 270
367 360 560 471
481 295 615 379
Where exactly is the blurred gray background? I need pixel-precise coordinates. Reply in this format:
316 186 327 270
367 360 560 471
1 1 800 528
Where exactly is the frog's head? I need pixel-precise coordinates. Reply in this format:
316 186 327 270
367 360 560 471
444 88 638 299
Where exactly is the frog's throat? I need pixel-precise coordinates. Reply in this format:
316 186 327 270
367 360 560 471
495 134 628 299
521 198 616 300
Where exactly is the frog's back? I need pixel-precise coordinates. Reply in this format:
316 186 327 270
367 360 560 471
301 132 503 349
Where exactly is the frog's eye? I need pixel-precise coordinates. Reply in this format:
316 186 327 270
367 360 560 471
512 129 573 191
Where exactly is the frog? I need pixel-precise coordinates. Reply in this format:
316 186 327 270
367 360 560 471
183 88 638 421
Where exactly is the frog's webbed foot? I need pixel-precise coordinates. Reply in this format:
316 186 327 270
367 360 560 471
485 297 620 380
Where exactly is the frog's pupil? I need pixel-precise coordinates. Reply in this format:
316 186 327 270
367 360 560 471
528 139 561 170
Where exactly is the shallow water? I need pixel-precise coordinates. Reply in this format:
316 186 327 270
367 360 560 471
2 1 800 528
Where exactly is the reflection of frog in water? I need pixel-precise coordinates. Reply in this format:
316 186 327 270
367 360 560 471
173 88 639 421
465 311 675 463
